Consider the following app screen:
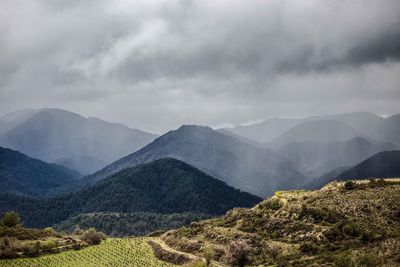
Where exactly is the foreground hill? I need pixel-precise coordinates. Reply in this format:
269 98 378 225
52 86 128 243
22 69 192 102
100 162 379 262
0 108 157 174
0 147 80 197
0 158 261 228
272 137 398 177
87 125 305 197
161 179 400 266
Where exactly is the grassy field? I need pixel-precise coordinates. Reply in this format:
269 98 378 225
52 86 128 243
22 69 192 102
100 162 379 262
0 237 176 267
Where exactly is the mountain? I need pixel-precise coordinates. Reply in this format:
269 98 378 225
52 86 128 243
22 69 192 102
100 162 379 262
0 108 158 174
272 137 398 177
0 158 261 228
220 118 303 143
335 150 400 180
268 119 364 146
0 147 80 197
161 179 400 266
87 125 306 197
222 112 400 145
308 150 400 188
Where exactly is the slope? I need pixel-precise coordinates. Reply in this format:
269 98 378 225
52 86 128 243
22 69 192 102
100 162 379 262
273 137 398 177
161 179 400 266
335 150 400 180
0 108 157 174
0 147 80 197
0 158 261 228
87 125 305 197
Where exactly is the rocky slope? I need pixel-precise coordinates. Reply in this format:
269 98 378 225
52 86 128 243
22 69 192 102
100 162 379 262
161 178 400 266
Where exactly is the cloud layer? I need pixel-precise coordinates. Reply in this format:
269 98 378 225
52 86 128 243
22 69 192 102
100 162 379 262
1 0 399 133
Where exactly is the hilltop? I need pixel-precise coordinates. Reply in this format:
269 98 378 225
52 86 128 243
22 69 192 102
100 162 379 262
0 108 157 174
161 178 400 266
87 125 305 197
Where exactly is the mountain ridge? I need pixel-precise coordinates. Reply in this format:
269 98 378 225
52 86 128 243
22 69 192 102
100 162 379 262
86 125 305 197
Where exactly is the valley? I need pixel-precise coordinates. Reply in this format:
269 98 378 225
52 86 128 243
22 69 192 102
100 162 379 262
1 109 400 266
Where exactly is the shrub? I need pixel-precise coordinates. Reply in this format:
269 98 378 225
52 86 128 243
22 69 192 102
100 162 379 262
334 253 355 267
300 242 319 255
81 228 106 245
226 239 253 267
357 252 382 267
1 211 20 228
344 181 355 190
341 223 361 237
24 241 41 257
44 227 55 236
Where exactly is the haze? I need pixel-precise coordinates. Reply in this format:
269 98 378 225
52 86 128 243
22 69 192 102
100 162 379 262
0 0 399 133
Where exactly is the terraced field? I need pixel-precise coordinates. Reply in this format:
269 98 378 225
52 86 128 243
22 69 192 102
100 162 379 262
0 238 176 267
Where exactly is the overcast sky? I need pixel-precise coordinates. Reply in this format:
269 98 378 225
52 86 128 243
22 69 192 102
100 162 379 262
0 0 399 133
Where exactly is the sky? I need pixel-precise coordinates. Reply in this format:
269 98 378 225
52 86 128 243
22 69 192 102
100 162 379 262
0 0 399 133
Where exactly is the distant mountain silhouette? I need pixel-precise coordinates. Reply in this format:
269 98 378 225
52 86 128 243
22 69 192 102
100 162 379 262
0 158 261 228
0 147 80 197
269 120 365 146
335 151 400 180
273 137 398 177
223 112 400 145
308 150 400 188
87 125 305 197
221 118 303 143
0 108 157 174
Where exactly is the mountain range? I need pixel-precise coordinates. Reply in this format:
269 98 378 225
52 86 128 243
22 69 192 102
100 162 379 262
0 108 157 174
223 111 400 145
86 125 306 197
273 137 398 177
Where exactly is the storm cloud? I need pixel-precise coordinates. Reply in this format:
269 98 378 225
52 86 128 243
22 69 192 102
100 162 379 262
0 0 399 133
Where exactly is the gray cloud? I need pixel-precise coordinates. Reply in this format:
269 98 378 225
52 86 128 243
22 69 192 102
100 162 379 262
0 0 399 133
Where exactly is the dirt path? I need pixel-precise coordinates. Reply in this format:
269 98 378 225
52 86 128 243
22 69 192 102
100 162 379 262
150 238 227 267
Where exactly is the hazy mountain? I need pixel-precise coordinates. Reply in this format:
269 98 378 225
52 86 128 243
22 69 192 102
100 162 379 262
220 118 303 143
307 166 351 189
222 112 400 145
0 147 80 197
0 108 158 174
0 158 261 228
273 137 398 177
335 150 400 180
268 120 364 146
87 125 305 197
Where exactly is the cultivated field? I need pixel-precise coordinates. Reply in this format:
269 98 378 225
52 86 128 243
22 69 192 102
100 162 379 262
0 237 176 267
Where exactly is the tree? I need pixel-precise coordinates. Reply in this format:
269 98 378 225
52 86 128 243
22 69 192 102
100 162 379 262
1 211 20 227
226 239 252 267
81 228 106 245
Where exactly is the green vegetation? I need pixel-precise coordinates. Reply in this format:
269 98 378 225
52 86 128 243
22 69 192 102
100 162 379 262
55 212 210 237
0 147 80 197
0 158 260 229
161 179 400 266
1 211 20 227
0 211 106 259
0 238 175 267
